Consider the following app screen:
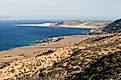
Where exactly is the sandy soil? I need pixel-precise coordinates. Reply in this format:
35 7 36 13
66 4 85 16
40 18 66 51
56 21 111 28
0 34 114 80
0 35 96 64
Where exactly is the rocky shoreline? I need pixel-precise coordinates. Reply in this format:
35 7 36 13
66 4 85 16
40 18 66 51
35 37 64 43
88 19 121 35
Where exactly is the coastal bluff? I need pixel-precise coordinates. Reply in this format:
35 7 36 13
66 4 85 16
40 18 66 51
0 19 121 80
88 18 121 34
0 32 121 80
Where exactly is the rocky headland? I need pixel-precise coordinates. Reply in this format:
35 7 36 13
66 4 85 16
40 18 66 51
55 20 110 28
88 19 121 35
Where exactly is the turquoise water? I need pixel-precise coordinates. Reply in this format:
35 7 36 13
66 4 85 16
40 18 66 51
0 20 91 51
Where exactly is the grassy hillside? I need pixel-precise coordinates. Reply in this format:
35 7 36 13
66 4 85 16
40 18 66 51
0 31 121 80
38 33 121 80
84 51 121 80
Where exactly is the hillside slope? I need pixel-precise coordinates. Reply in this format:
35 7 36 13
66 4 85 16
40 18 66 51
88 19 121 34
103 19 121 33
38 33 121 80
0 32 121 79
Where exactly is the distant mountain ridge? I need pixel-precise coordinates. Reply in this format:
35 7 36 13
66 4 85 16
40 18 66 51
0 15 13 20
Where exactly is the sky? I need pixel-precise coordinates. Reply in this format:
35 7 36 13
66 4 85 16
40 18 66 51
0 0 121 20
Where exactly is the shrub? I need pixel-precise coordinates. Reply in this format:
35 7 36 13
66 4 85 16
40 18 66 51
83 51 121 80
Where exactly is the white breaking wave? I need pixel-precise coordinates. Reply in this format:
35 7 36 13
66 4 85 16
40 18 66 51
15 23 55 27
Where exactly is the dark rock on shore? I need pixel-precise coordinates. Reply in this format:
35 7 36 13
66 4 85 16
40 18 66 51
87 28 104 35
35 37 64 43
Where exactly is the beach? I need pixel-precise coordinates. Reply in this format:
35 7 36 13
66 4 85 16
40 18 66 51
0 0 121 79
0 33 116 79
0 19 121 80
0 20 113 79
0 35 94 64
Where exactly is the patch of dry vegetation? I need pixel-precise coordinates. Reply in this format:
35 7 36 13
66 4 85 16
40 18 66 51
83 51 121 80
0 32 121 80
37 33 121 80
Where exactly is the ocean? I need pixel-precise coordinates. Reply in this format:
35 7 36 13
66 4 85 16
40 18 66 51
0 20 91 51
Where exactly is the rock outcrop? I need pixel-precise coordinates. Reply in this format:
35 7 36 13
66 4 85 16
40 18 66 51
103 19 121 33
88 19 121 35
35 37 64 43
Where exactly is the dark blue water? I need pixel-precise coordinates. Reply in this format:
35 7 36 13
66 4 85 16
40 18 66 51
0 20 91 51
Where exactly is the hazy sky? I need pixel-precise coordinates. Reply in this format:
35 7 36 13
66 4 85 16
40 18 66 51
0 0 121 20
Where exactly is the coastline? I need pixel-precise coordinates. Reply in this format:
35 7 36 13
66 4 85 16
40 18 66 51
54 25 103 29
0 35 97 63
0 33 114 79
15 24 97 29
15 20 111 29
0 19 118 79
15 24 95 29
0 34 112 64
0 20 113 64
